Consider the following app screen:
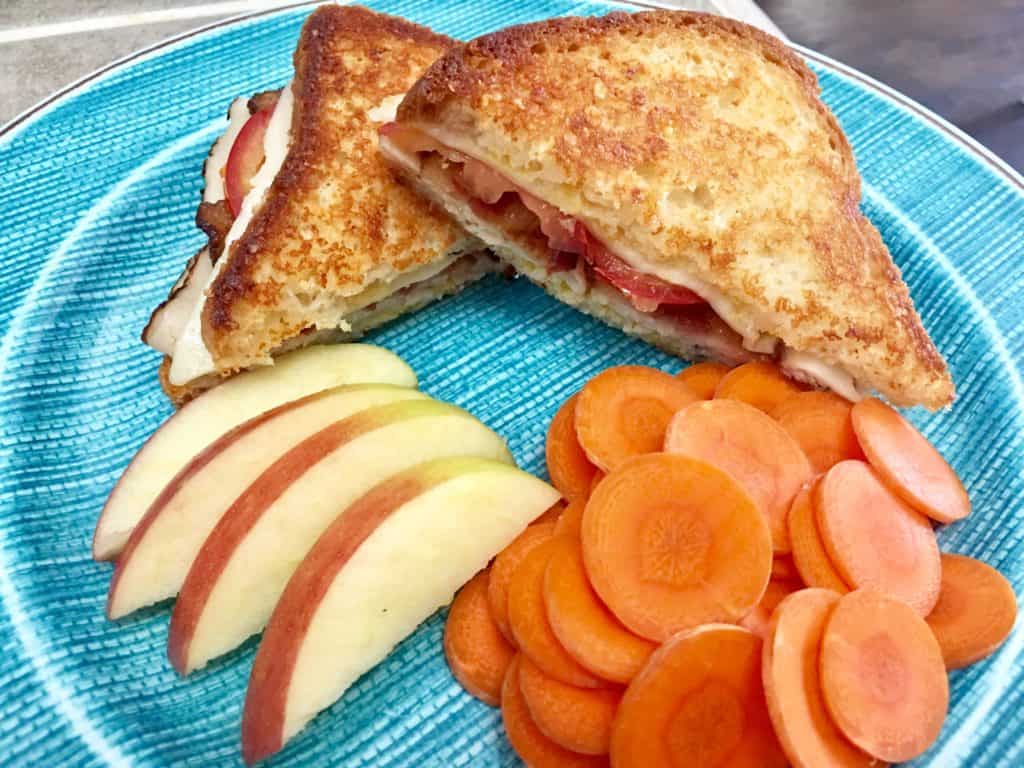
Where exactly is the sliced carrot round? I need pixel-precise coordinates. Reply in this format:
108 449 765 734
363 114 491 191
547 394 599 501
664 399 813 553
444 569 515 706
534 500 566 527
788 481 849 594
588 470 605 497
582 453 772 642
508 538 606 687
575 365 697 472
772 555 797 581
852 397 970 523
816 461 941 616
738 577 803 640
820 589 948 762
715 361 805 413
926 553 1017 669
677 361 731 399
518 655 623 755
611 624 786 768
544 535 656 684
554 499 585 539
762 588 878 768
771 391 864 474
501 655 607 768
489 522 556 644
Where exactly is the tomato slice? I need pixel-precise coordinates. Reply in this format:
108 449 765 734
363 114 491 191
574 223 704 309
224 98 278 217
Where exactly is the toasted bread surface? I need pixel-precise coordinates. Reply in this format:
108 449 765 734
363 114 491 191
397 10 953 408
202 5 478 370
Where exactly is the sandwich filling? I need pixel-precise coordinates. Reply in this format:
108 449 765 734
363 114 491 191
170 85 297 386
380 123 863 400
143 97 251 356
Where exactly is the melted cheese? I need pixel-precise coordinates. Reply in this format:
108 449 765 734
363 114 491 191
143 248 214 356
169 84 295 386
781 349 864 402
144 100 250 357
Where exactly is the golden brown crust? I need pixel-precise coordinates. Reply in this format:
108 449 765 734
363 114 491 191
397 10 953 408
158 356 204 407
203 5 466 368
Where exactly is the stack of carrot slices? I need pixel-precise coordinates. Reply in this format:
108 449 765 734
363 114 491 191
442 361 1018 767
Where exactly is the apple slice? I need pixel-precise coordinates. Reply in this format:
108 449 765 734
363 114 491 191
106 384 426 620
225 99 277 217
93 344 416 561
167 400 517 675
241 457 559 764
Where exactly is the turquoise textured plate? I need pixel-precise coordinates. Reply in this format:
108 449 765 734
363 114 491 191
1 1 1022 765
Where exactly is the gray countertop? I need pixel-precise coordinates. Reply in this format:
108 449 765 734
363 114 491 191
2 1 1021 173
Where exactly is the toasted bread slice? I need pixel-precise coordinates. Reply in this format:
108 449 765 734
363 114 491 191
381 10 954 409
159 6 494 392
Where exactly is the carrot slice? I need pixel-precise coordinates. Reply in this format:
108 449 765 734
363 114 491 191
664 399 813 553
820 589 948 762
534 500 566 527
772 555 797 580
444 569 515 706
763 588 878 768
851 398 970 523
788 481 849 594
677 361 731 399
547 394 599 501
519 655 623 755
738 577 803 639
508 538 606 687
715 361 805 413
574 366 697 472
771 391 864 474
611 624 787 768
816 461 941 616
926 553 1017 669
544 535 656 684
489 522 556 644
554 499 585 539
582 453 772 641
501 656 608 768
589 471 605 497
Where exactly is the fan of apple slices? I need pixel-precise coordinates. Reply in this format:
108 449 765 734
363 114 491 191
95 344 560 763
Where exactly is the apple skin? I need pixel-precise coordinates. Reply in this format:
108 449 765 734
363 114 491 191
225 101 276 217
93 344 416 561
166 401 514 675
106 384 425 620
240 457 560 764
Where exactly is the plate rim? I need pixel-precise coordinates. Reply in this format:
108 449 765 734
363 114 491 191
1 0 1021 194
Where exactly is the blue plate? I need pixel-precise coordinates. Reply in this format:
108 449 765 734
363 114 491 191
1 1 1022 765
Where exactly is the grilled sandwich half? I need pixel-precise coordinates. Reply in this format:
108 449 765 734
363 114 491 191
144 5 495 403
379 10 954 409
